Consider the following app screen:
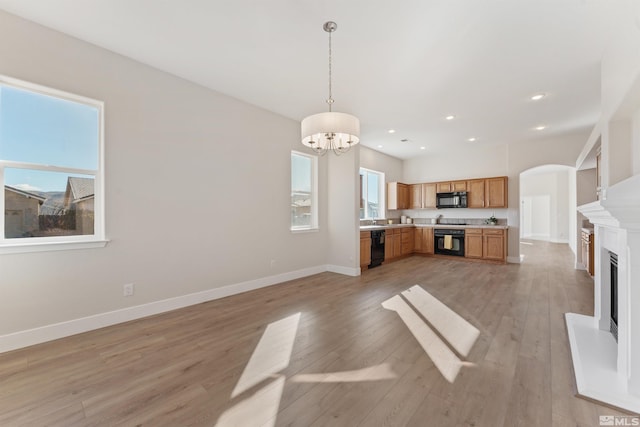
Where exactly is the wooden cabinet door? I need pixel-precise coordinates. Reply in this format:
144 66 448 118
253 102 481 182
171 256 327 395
414 228 424 253
483 234 504 260
399 184 410 209
401 229 414 255
465 230 483 258
485 177 507 208
467 179 485 208
410 184 423 209
422 183 437 208
385 233 394 260
424 227 434 254
436 182 451 193
452 181 467 192
394 231 402 256
360 235 371 267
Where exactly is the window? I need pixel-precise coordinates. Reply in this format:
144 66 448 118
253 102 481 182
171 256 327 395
291 151 317 230
0 75 105 253
360 167 385 219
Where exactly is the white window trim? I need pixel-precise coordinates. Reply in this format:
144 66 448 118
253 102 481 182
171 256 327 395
360 167 386 220
0 75 107 254
290 150 318 232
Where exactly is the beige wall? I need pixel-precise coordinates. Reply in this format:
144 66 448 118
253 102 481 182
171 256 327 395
0 11 330 337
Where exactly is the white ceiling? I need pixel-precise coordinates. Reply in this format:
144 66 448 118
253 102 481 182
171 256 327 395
0 0 621 159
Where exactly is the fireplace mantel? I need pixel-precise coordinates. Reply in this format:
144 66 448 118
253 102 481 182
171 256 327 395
570 174 640 413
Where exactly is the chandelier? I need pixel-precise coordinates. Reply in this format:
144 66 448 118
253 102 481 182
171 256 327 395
301 21 360 155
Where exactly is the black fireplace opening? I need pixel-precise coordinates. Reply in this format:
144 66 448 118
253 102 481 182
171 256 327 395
610 251 618 342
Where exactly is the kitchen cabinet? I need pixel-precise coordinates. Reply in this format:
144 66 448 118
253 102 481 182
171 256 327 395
410 184 423 209
410 183 437 209
414 227 434 254
485 177 508 208
360 231 371 268
436 182 451 193
467 179 486 208
483 228 506 261
401 228 414 255
393 229 402 256
466 177 508 209
388 182 410 210
465 228 483 258
582 229 594 275
385 232 395 260
436 180 467 193
422 183 437 208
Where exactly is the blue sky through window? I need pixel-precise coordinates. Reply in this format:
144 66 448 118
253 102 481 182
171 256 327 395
0 85 99 192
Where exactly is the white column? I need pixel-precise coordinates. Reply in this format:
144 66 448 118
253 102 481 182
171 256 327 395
627 230 640 395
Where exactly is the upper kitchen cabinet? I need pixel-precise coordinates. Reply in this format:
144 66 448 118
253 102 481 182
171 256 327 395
422 183 437 208
467 177 508 208
485 177 508 208
409 183 437 209
436 180 467 193
409 184 422 209
388 182 410 210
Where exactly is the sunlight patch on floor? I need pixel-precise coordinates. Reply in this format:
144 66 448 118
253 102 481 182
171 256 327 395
216 375 285 427
382 294 472 383
402 285 479 357
231 312 300 398
290 363 397 383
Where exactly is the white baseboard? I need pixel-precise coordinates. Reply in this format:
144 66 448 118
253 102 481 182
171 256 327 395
325 264 361 276
507 255 523 264
0 264 329 354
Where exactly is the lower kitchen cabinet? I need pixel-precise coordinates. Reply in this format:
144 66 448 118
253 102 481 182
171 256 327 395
360 231 371 268
401 228 414 255
385 232 395 260
414 227 434 254
393 229 402 257
483 228 506 261
465 229 483 258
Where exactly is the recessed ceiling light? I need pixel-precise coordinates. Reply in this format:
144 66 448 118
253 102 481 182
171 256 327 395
445 115 455 120
535 125 546 131
388 129 396 134
420 146 426 150
468 137 477 142
378 145 383 148
530 93 546 101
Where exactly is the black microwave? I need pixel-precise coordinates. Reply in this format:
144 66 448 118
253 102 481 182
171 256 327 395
436 191 468 209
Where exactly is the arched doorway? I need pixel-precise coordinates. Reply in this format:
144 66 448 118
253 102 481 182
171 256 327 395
519 164 577 262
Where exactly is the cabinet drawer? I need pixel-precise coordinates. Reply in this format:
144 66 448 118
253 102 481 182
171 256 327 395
393 229 403 235
465 228 482 235
483 229 504 235
360 231 371 239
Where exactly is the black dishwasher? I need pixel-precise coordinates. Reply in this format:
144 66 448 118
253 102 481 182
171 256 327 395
369 230 385 268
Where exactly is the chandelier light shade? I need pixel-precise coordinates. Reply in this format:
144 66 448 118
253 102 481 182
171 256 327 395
301 21 360 155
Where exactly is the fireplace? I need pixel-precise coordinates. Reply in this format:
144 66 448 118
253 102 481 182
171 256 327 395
610 252 618 342
571 174 640 413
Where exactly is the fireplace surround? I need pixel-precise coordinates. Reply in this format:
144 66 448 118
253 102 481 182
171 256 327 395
571 174 640 412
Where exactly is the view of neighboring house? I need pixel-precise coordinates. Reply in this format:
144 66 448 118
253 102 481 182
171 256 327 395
63 177 95 235
3 186 46 238
4 177 94 238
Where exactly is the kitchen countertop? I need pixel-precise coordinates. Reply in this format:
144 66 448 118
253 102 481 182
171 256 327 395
360 224 509 231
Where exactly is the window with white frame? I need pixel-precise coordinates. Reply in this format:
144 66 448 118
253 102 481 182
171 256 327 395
0 75 104 252
360 167 385 219
291 151 317 230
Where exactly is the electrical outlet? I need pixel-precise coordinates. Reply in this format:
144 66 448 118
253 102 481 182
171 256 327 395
270 259 277 269
123 283 134 297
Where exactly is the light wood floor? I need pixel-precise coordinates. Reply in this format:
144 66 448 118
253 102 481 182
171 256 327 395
0 241 632 426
